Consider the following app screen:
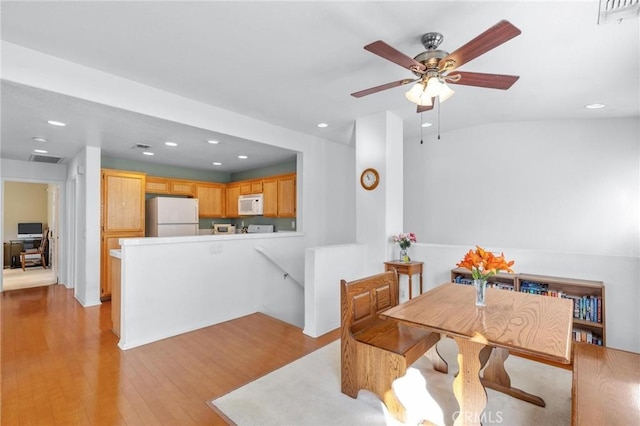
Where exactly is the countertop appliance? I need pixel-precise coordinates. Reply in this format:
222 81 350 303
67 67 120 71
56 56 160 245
247 224 274 233
146 197 199 237
238 194 263 215
213 224 236 234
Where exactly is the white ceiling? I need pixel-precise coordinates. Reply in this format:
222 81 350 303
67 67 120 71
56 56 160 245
1 1 638 172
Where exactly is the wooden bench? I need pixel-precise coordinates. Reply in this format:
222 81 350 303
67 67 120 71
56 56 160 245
572 342 640 426
340 269 445 423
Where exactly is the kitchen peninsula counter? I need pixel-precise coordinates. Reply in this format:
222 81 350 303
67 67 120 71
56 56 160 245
119 231 302 247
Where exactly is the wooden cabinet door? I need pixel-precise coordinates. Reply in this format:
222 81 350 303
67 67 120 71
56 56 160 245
239 181 252 195
102 170 145 233
196 184 225 217
145 176 171 194
277 174 296 217
170 180 195 197
225 184 240 217
262 178 278 217
251 180 263 194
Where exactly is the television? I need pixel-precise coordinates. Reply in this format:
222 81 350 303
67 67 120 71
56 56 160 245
17 222 43 239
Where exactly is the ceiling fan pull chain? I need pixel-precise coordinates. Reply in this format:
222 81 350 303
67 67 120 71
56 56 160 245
437 97 441 140
420 112 424 144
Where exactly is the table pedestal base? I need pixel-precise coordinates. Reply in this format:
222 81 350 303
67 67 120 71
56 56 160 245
452 337 492 426
481 347 546 407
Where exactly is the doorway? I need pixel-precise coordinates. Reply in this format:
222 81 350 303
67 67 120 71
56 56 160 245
2 181 60 291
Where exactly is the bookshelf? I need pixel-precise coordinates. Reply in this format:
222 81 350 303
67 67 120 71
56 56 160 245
451 268 606 346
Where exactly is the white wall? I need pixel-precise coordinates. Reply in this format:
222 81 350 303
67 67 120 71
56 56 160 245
66 147 101 306
404 118 640 352
119 233 307 349
303 243 367 337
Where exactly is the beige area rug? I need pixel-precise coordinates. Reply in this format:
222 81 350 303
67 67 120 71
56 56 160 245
2 267 56 291
210 338 572 426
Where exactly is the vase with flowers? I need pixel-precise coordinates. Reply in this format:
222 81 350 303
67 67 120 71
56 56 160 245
392 232 417 263
456 245 514 306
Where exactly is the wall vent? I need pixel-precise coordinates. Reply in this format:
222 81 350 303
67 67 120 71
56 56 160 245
28 154 64 164
599 0 640 24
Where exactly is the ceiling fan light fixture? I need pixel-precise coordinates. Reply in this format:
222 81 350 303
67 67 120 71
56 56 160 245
438 82 455 103
405 82 432 106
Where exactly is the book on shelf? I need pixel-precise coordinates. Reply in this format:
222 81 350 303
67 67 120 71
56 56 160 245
572 327 603 346
452 275 514 291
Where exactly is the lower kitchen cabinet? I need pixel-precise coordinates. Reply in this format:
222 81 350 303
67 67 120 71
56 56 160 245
101 232 142 301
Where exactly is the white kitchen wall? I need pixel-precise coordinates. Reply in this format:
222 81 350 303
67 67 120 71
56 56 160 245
404 118 640 352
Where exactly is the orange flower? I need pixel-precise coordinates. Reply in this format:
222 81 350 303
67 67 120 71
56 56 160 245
456 246 514 280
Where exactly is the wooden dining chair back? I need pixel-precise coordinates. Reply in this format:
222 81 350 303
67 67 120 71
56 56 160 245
20 228 49 271
340 269 441 422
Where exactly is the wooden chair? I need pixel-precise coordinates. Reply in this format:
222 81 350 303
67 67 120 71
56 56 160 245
20 228 49 271
340 269 444 423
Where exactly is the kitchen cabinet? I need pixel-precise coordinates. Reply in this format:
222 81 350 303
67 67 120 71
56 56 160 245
145 176 171 194
225 183 240 217
110 253 121 336
239 179 263 195
263 173 296 217
277 174 296 217
196 183 225 217
145 176 195 197
262 178 278 217
101 169 145 300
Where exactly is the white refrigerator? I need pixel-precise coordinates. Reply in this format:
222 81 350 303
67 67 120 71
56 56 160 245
145 197 199 237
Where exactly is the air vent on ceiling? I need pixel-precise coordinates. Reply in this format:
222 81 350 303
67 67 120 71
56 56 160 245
28 154 64 164
598 0 640 24
133 143 151 150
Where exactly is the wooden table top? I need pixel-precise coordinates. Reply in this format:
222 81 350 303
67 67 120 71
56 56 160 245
381 283 574 364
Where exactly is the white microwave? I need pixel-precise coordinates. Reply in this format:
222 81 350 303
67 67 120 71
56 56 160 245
238 194 263 215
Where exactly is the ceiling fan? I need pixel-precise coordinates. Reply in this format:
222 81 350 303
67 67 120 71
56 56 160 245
351 20 521 113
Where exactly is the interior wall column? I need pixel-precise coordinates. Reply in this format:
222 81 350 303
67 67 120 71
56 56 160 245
355 111 404 274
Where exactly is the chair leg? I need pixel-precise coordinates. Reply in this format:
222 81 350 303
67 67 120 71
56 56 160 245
41 254 46 269
21 254 26 271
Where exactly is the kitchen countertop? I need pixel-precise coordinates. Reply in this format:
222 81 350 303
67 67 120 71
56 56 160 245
119 231 303 247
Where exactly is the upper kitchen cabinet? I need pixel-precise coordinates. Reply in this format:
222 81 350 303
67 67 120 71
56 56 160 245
277 174 296 217
225 183 240 218
145 176 195 197
239 179 264 195
196 182 225 217
101 169 146 232
263 173 296 218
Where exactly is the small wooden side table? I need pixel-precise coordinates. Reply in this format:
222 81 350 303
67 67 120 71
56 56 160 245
384 260 424 299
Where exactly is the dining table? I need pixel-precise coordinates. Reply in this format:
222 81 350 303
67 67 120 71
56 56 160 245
380 282 574 426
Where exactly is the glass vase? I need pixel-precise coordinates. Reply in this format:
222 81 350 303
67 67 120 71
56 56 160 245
399 248 410 263
473 279 487 307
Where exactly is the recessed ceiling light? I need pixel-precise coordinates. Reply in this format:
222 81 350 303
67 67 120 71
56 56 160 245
585 103 606 109
32 137 47 142
421 122 433 128
143 151 154 156
238 155 248 159
212 162 222 166
47 120 66 126
164 141 178 147
207 139 219 144
33 149 48 154
317 123 328 128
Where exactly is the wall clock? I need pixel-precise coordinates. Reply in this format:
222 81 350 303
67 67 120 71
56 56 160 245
360 168 379 190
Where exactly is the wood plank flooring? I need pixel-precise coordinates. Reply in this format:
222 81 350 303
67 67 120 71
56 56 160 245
1 284 339 425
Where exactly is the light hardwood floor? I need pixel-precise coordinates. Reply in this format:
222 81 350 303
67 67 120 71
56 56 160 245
1 284 339 425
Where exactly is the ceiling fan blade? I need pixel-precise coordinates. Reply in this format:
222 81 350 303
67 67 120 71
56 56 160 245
364 40 426 73
438 20 521 72
351 78 416 98
417 104 434 113
447 72 519 90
